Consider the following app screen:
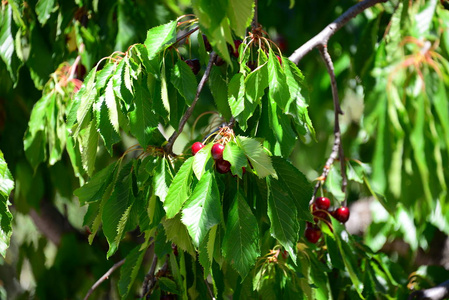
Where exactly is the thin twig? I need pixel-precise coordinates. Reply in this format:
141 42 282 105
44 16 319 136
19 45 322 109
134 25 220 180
164 52 218 155
142 254 158 297
289 0 388 64
84 258 126 300
175 26 199 45
205 278 216 300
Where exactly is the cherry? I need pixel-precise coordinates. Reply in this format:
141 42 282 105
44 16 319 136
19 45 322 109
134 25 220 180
202 34 212 52
211 143 225 160
315 197 331 211
230 40 242 58
191 142 204 155
247 61 257 71
333 206 350 223
305 225 322 243
276 55 282 65
242 167 246 175
216 159 231 174
214 56 224 66
185 59 200 75
312 210 328 222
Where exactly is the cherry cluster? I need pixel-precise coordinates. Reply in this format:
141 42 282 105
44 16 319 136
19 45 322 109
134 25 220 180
192 142 234 174
304 197 350 244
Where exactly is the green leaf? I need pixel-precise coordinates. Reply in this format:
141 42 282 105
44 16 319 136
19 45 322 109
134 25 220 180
193 143 214 180
95 96 121 154
171 60 197 106
35 0 56 25
237 136 276 179
268 97 297 157
192 0 227 33
228 73 245 117
119 245 146 298
223 142 247 178
267 50 290 110
129 75 159 148
95 62 116 91
245 58 269 104
271 156 313 222
144 20 177 59
0 150 13 258
181 171 222 247
71 66 98 137
227 0 254 37
163 214 196 257
165 157 195 218
79 119 98 177
23 94 51 170
0 5 22 83
74 162 118 205
223 192 260 279
208 68 232 120
153 157 173 203
159 277 180 294
102 162 134 258
267 178 299 263
104 78 120 133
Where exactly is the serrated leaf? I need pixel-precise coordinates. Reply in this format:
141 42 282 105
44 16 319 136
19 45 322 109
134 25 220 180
192 0 227 32
222 192 260 279
0 151 13 258
0 5 23 82
95 62 116 91
171 60 197 106
223 142 247 178
79 119 98 177
23 94 51 170
159 277 180 294
163 214 196 257
130 44 160 76
268 50 290 110
227 0 254 37
74 162 118 205
181 171 221 247
165 157 195 218
268 98 297 157
144 20 177 59
271 157 313 222
245 60 269 104
102 162 134 257
267 178 299 263
153 157 172 203
95 96 121 154
119 245 146 298
237 136 276 179
71 66 98 137
228 73 245 117
193 143 214 180
36 0 56 25
208 68 232 120
105 78 120 133
129 75 158 148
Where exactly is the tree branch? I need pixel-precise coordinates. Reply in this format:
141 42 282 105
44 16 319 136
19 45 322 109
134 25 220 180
142 254 158 297
408 280 449 300
289 0 388 64
83 258 126 300
164 51 218 155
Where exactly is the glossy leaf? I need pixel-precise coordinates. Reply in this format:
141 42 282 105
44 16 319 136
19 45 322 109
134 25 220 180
35 0 56 25
222 142 247 178
227 0 254 37
237 136 276 179
267 50 290 111
0 150 13 258
144 20 177 59
228 73 245 117
171 60 197 106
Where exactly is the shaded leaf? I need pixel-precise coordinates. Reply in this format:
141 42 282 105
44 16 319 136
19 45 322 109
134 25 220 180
165 157 195 218
0 150 13 258
237 136 276 179
171 60 197 106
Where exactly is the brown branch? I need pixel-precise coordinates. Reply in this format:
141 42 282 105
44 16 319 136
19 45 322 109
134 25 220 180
83 258 126 300
289 0 388 64
408 279 449 300
142 254 158 297
175 26 199 45
164 51 218 155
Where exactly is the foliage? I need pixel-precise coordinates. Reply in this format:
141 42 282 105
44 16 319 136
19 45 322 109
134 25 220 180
1 0 449 299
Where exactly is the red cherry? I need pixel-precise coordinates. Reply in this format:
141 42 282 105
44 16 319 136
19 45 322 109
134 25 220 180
305 225 321 243
211 143 225 160
231 40 242 58
242 167 246 174
202 34 212 52
216 159 231 174
312 210 328 222
315 197 331 211
214 56 224 66
276 55 282 65
191 142 204 155
333 206 350 223
185 59 200 75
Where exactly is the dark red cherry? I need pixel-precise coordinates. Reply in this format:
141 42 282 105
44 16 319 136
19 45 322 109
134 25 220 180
216 159 231 174
231 40 242 58
305 225 322 243
185 59 200 75
211 143 225 160
333 206 350 223
315 197 331 211
202 34 212 52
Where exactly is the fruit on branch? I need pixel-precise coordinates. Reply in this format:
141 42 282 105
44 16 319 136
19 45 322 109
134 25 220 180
230 40 242 58
202 34 212 52
305 224 322 243
211 143 225 160
191 142 205 155
312 210 328 223
315 197 331 211
214 56 225 66
333 206 350 223
216 159 231 174
276 55 282 65
185 58 200 75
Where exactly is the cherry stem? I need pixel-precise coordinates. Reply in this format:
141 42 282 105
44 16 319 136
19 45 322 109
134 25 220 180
164 51 218 156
